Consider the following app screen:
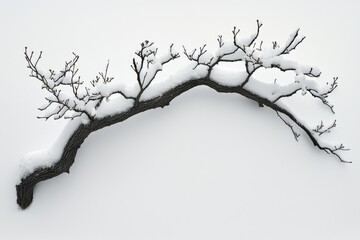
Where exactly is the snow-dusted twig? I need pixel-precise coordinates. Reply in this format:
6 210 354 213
25 48 94 121
313 120 337 136
183 44 213 70
131 41 179 102
272 76 337 113
278 29 306 55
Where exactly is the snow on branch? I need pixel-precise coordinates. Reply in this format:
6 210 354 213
270 76 338 113
25 41 179 120
18 21 350 209
24 22 350 162
178 21 348 162
25 48 94 121
24 21 350 162
278 28 306 55
130 41 180 96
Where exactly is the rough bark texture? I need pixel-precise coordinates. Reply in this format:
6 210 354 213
15 77 340 209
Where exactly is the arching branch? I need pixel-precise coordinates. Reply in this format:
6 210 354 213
17 21 349 209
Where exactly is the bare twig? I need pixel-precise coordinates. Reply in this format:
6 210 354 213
183 44 213 69
276 111 300 141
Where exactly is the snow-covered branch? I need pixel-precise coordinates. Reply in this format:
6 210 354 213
18 21 350 209
179 21 347 162
25 48 94 121
25 41 180 120
130 41 180 100
183 44 213 69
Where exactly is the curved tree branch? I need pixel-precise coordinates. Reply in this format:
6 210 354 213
17 21 349 209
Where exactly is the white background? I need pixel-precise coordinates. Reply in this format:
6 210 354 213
1 0 359 239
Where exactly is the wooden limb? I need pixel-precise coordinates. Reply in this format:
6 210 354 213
16 125 92 209
17 76 349 209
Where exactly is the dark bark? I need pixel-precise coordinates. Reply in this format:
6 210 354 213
16 77 345 209
16 125 92 209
